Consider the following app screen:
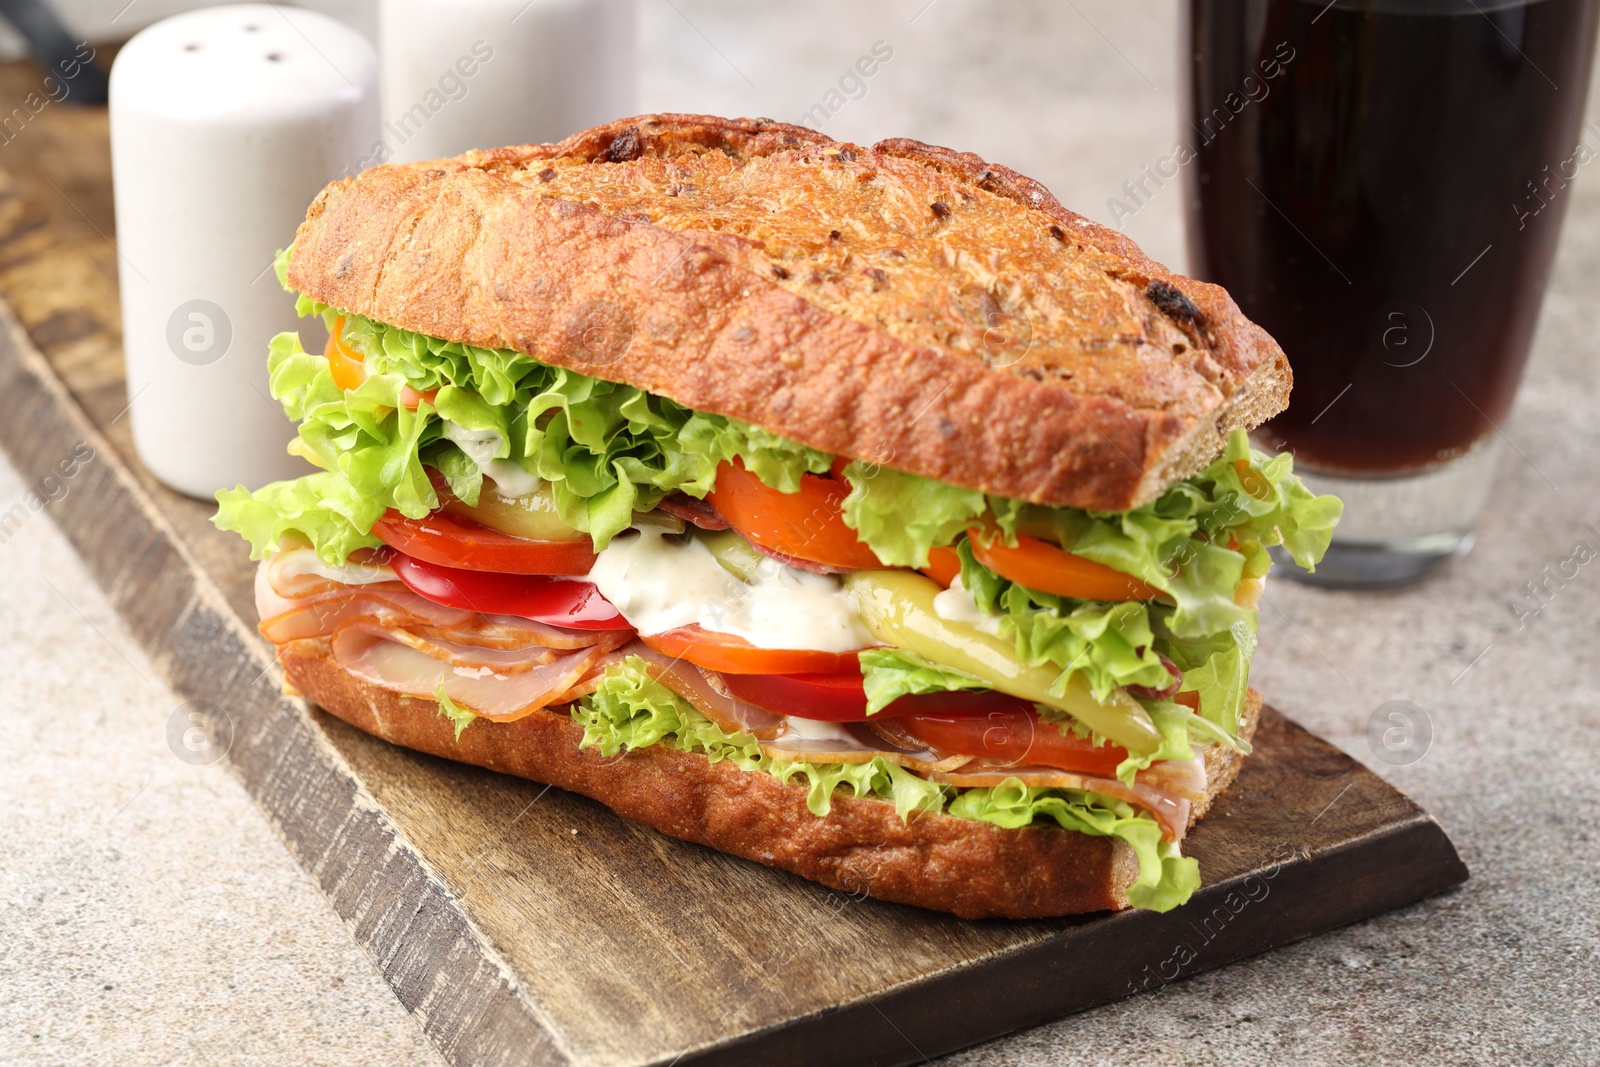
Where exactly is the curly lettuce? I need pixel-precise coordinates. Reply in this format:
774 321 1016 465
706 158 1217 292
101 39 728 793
214 468 381 562
215 318 830 564
434 681 480 741
1158 614 1259 739
841 431 1341 638
578 657 1202 912
856 647 991 714
575 657 947 820
1111 698 1244 786
952 538 1175 702
949 534 1261 742
837 465 986 570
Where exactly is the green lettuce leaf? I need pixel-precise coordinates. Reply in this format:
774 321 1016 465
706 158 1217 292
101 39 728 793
1111 702 1196 784
434 681 479 741
839 430 1341 640
1109 699 1245 785
334 307 834 547
857 647 991 714
838 464 986 568
268 331 440 519
575 657 946 820
426 441 485 507
574 656 1200 911
214 470 382 562
1157 613 1258 738
1054 432 1340 637
956 539 1175 702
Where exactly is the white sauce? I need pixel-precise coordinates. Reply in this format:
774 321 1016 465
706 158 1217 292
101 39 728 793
587 528 872 652
440 421 542 498
780 716 862 744
932 572 1004 637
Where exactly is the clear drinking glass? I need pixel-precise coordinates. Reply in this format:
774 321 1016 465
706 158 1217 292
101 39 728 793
1184 0 1599 587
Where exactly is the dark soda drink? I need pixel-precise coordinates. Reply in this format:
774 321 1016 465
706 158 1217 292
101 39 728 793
1185 0 1598 475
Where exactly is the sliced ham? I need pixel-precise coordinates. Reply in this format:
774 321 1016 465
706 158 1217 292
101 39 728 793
380 627 619 674
758 720 889 765
259 587 473 644
266 544 397 600
753 719 975 775
329 623 608 722
257 561 617 651
422 614 622 651
1138 755 1209 804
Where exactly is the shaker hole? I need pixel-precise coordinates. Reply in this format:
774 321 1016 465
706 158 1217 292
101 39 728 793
265 52 284 62
183 42 202 51
243 23 261 32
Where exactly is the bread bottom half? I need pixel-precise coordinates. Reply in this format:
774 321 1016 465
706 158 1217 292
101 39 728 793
280 637 1260 919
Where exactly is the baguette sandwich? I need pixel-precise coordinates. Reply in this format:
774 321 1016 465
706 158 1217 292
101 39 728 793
215 115 1341 919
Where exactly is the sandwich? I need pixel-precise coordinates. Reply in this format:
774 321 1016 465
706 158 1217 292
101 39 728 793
215 115 1341 919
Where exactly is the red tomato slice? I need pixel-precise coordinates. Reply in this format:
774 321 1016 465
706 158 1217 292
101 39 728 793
967 528 1162 602
895 711 1130 776
704 459 883 571
371 509 596 576
389 552 630 630
639 626 863 675
324 317 367 391
722 671 1032 721
721 671 869 719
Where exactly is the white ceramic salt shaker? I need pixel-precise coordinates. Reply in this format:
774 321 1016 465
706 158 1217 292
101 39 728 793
378 0 635 164
110 4 379 499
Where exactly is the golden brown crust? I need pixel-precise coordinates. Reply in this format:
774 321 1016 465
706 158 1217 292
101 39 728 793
287 114 1290 511
279 637 1260 919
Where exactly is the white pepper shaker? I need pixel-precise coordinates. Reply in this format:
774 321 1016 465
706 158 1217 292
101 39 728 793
110 4 379 499
378 0 635 164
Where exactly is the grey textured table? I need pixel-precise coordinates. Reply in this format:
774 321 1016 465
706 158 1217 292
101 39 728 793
3 2 1598 1064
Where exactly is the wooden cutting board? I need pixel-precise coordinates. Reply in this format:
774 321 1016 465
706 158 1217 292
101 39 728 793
0 65 1467 1067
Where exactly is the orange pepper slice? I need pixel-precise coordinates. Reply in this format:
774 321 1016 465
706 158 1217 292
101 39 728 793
323 316 367 392
966 527 1162 602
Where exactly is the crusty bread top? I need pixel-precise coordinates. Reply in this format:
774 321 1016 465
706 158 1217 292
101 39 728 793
288 114 1290 510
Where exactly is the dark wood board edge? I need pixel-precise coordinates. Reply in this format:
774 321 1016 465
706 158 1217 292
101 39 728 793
0 301 571 1066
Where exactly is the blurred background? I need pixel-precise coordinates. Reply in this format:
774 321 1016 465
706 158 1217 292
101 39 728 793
9 0 1189 263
